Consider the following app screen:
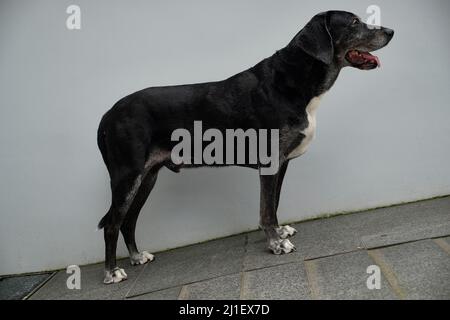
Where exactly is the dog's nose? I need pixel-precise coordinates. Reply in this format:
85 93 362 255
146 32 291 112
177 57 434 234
385 28 394 38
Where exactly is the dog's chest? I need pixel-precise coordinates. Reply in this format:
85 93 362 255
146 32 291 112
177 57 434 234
287 94 323 160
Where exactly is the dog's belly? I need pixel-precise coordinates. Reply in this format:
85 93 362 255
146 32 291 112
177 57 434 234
287 94 324 160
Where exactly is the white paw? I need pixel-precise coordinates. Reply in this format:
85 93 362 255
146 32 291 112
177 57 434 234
104 267 127 284
130 251 154 266
268 239 296 255
276 225 297 239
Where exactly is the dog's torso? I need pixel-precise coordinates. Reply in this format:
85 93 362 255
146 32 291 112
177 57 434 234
99 48 340 171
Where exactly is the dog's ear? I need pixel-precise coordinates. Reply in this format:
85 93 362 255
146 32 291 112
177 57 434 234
294 12 334 65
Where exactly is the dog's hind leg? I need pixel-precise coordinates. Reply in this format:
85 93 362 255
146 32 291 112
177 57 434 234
259 164 296 255
103 168 143 284
120 168 159 266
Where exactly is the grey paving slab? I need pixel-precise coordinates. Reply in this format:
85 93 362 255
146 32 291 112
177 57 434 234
29 259 146 300
307 251 397 300
128 235 246 297
354 197 450 241
361 222 450 249
244 230 305 271
0 273 52 300
292 217 364 260
292 196 450 259
128 287 181 300
241 262 311 300
180 273 241 300
373 240 450 299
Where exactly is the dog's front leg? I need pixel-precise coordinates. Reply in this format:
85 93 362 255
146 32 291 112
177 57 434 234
259 168 296 254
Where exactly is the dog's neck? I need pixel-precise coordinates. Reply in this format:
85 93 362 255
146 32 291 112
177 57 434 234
267 44 341 99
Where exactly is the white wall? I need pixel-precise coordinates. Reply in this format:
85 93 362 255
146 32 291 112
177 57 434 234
1 0 449 275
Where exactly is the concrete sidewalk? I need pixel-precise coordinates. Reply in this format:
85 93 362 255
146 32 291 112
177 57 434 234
2 196 450 300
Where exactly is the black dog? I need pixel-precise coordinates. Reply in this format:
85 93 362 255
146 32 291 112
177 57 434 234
97 11 393 283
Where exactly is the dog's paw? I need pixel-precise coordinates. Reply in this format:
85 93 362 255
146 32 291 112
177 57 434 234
104 267 127 284
130 251 154 266
268 239 296 255
276 225 297 239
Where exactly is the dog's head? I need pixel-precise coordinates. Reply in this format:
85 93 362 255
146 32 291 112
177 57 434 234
292 11 394 69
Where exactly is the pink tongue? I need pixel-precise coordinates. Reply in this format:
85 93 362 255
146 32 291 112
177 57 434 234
360 52 381 68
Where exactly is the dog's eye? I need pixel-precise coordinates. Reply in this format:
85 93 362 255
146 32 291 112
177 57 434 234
352 18 360 25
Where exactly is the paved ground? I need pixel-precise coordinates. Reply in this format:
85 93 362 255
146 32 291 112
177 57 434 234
2 196 449 300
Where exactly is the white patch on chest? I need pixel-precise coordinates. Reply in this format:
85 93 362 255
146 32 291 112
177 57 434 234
287 94 324 159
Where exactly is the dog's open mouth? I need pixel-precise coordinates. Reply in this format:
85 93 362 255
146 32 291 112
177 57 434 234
345 50 380 70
